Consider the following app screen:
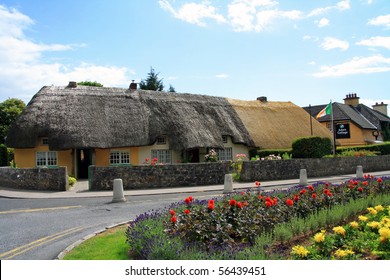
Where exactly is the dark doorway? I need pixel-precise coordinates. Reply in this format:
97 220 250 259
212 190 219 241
77 149 92 179
186 148 200 163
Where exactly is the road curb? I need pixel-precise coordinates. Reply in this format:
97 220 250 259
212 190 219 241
55 220 131 260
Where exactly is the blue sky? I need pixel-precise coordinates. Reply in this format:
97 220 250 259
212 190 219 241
0 0 389 107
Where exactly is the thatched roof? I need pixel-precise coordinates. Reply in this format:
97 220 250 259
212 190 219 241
228 99 333 149
6 85 255 150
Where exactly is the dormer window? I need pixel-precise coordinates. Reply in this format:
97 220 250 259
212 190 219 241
156 136 167 145
222 135 228 144
41 137 49 145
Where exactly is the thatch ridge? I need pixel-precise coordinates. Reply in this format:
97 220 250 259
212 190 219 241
6 86 255 150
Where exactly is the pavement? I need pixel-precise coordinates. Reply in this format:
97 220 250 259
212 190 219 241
1 170 390 199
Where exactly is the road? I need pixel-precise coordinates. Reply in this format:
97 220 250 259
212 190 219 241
0 191 221 260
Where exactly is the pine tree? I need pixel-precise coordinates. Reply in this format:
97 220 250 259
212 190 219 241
139 67 164 91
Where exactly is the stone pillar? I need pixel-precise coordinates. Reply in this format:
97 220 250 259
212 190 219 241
299 169 308 186
223 174 233 193
112 179 126 203
356 165 364 179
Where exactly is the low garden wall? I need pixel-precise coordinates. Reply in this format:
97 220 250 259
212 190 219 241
89 155 390 190
89 162 232 191
0 167 68 191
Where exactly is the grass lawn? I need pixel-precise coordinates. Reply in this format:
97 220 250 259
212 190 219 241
63 225 130 260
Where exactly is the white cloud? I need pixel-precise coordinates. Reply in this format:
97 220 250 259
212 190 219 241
159 0 226 27
368 14 390 28
0 5 131 102
316 18 329 27
356 36 390 49
320 37 349 51
216 73 229 79
308 0 350 17
312 55 390 77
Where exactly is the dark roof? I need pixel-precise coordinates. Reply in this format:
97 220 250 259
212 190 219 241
6 86 255 150
304 102 377 130
356 104 390 129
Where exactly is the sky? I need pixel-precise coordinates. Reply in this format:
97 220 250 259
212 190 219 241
0 0 389 107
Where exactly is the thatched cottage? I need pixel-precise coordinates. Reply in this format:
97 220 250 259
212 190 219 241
6 82 331 178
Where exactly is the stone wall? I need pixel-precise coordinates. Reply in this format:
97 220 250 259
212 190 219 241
89 155 390 190
0 167 68 191
89 162 232 190
240 154 390 182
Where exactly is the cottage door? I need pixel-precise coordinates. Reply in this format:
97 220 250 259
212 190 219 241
76 149 92 179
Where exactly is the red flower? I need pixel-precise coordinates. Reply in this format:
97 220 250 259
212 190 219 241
237 202 243 209
307 185 314 191
243 201 249 207
184 209 190 214
364 174 368 179
208 203 215 211
258 195 263 199
294 194 299 201
169 209 175 216
327 192 333 197
273 198 278 205
300 189 307 195
377 178 383 183
265 197 272 202
357 187 363 192
286 199 294 206
265 201 272 207
312 193 317 199
255 181 261 187
171 216 177 223
349 184 355 189
229 199 237 206
363 181 368 186
241 191 245 195
325 182 330 187
184 197 191 204
324 189 331 195
353 180 358 185
208 199 215 205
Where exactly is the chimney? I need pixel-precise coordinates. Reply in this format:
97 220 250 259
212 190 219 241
372 101 388 116
129 80 137 92
257 96 267 103
67 81 77 88
343 93 360 107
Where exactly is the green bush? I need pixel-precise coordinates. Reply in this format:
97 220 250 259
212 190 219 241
0 144 8 166
292 136 332 158
337 142 390 155
68 176 77 188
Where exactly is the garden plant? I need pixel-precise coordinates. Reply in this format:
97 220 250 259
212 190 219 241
126 174 390 260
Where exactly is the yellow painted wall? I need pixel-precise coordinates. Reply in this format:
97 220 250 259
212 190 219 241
14 137 73 175
95 147 139 166
321 121 376 146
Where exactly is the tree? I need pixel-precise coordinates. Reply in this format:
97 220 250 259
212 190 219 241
139 67 164 91
77 81 103 87
168 84 176 92
0 98 26 144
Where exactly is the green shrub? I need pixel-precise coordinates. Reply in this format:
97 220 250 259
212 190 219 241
0 144 8 166
337 142 390 155
251 149 292 159
291 137 332 158
68 176 77 188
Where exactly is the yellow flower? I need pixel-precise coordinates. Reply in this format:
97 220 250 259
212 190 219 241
381 217 390 228
374 205 384 212
333 226 346 236
359 215 368 222
334 249 354 259
314 231 326 243
367 207 378 215
379 227 390 241
367 221 380 229
291 245 309 258
350 221 359 229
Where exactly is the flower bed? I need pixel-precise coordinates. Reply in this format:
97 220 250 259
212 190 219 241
126 175 390 260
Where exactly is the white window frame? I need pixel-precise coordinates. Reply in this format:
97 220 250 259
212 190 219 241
151 149 172 164
156 136 167 145
109 150 130 165
217 147 233 161
36 151 57 167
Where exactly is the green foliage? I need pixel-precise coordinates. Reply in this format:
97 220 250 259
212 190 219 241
337 142 390 155
139 67 164 91
337 149 379 157
0 144 8 166
77 81 103 87
68 176 77 188
292 136 332 158
168 84 176 92
251 149 292 159
0 98 26 144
